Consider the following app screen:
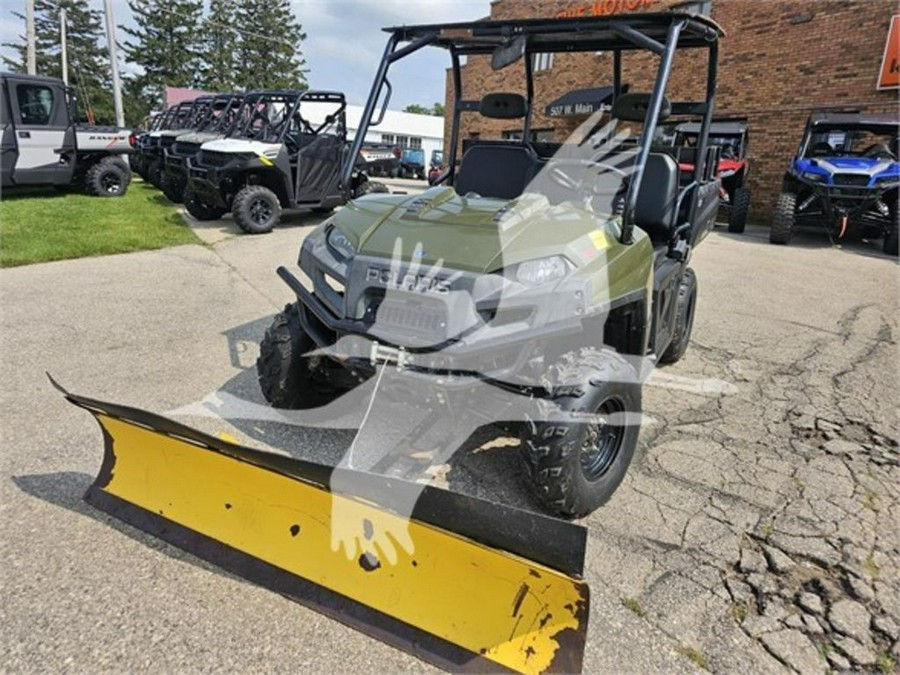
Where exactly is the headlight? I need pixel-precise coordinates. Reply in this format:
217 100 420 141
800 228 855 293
515 256 569 286
326 227 356 261
875 175 899 186
802 171 827 183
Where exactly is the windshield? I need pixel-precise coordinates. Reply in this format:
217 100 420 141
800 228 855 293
804 125 899 160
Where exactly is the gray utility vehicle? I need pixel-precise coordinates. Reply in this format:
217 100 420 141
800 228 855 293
184 90 385 232
258 11 724 516
159 93 243 203
143 96 215 189
1 72 132 197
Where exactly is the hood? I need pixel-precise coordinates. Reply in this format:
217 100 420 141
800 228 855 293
330 186 618 274
201 138 282 155
174 131 225 145
810 157 895 174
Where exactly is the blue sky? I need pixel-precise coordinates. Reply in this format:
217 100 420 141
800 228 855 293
1 0 491 108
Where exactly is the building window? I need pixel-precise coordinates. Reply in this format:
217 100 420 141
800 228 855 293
502 130 523 140
408 137 422 149
381 133 395 144
396 135 409 147
532 52 554 72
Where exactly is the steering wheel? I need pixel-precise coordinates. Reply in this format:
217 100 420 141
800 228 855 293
862 143 896 160
546 158 629 195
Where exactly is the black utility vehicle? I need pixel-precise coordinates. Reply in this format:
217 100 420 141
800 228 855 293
143 96 215 188
184 90 385 233
159 93 243 203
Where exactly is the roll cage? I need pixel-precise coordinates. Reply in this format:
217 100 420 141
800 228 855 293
230 90 347 145
343 11 724 245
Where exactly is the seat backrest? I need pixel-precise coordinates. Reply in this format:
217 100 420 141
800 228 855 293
455 144 539 200
634 153 679 244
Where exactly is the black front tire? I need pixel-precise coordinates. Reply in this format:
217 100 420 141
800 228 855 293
85 157 130 197
728 187 750 233
232 184 281 234
520 349 641 518
161 172 186 203
183 190 227 221
658 268 698 365
257 303 338 409
770 192 796 245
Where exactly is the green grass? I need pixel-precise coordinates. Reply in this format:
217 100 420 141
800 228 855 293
621 597 647 618
0 181 200 267
676 645 709 671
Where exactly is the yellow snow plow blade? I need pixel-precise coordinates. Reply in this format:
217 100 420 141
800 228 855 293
54 378 589 673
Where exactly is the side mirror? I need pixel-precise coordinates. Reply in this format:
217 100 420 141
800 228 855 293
491 35 526 71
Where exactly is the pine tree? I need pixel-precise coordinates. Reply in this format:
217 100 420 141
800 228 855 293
197 0 237 91
234 0 307 91
2 1 116 124
121 0 204 118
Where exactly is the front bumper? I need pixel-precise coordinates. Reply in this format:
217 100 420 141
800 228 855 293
795 174 898 223
278 236 608 386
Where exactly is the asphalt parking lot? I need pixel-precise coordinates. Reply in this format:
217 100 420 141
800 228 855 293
1 190 897 672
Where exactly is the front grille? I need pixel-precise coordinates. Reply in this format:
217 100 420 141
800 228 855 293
375 298 447 334
833 174 871 187
160 136 177 148
173 142 200 156
198 150 232 167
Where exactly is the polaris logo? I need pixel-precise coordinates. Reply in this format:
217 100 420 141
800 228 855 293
366 267 450 294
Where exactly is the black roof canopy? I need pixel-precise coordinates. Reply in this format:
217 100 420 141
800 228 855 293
384 12 724 54
676 120 747 135
809 112 899 132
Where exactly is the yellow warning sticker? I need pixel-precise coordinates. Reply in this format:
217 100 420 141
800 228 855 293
589 230 611 250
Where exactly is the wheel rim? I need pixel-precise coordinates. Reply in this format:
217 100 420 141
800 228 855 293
249 197 273 225
101 172 121 194
579 397 626 481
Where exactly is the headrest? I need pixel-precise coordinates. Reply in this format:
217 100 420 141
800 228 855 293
611 93 672 123
480 93 527 119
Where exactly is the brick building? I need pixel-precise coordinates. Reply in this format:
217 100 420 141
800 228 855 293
443 0 898 218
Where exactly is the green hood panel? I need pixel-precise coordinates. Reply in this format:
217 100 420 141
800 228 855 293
333 188 641 275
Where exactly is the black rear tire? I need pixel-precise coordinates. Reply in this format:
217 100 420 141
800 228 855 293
520 348 641 518
161 172 186 203
658 268 697 365
354 179 389 198
727 187 750 233
85 157 130 197
232 184 281 234
770 192 796 245
183 190 227 221
257 303 338 409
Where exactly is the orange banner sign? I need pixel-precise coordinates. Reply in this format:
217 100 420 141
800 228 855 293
556 0 658 19
877 15 900 90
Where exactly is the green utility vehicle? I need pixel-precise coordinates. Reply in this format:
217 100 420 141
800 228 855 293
258 12 724 516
